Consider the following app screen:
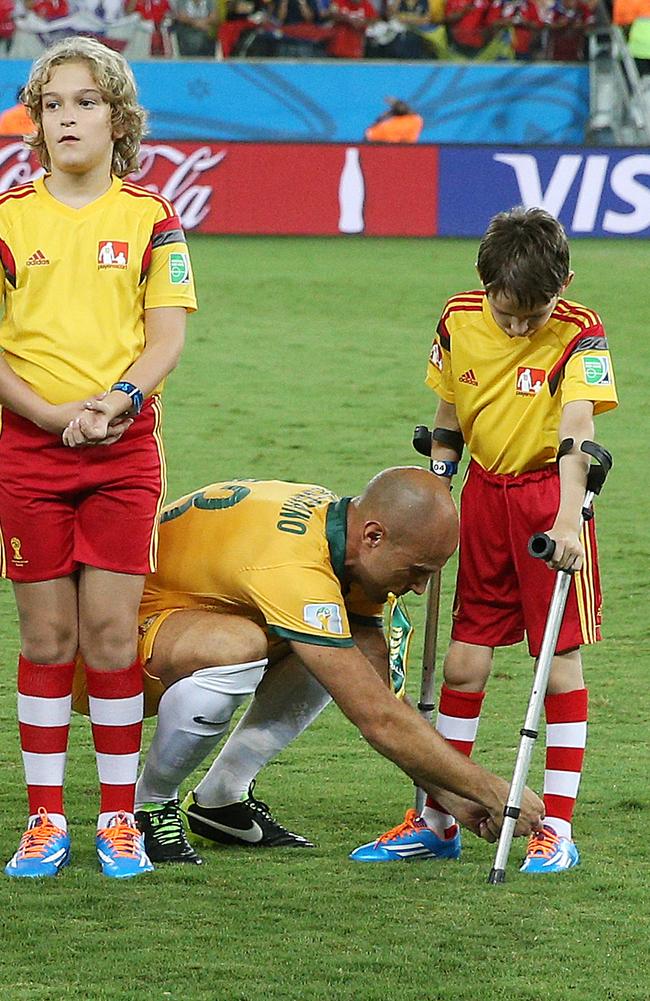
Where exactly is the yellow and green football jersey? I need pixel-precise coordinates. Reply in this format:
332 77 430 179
139 479 385 651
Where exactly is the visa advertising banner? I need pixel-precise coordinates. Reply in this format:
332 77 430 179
437 146 650 237
1 139 647 238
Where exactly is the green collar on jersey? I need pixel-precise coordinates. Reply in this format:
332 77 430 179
326 497 351 583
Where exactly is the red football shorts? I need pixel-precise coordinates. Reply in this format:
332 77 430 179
0 399 166 582
451 460 602 657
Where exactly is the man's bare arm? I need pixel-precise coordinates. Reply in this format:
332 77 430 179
351 623 389 687
291 640 543 838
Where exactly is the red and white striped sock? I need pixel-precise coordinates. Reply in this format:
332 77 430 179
85 659 144 830
543 688 588 841
17 653 75 832
421 685 485 838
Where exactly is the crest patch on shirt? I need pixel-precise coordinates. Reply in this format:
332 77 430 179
429 342 443 371
516 367 545 396
98 241 128 268
303 602 343 634
583 355 611 386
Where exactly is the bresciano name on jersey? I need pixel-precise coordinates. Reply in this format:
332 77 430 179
140 479 384 651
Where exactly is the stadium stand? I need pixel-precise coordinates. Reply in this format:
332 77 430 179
0 0 615 58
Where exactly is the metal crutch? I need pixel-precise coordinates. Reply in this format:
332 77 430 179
412 424 443 814
414 571 441 814
488 440 613 884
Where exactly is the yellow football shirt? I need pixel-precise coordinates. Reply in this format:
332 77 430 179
0 176 197 404
426 291 618 474
139 480 385 649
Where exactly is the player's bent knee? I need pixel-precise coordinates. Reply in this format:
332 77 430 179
225 619 268 664
154 611 268 677
443 641 492 690
21 621 78 664
192 659 268 698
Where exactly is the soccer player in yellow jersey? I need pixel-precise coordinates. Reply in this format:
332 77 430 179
0 38 196 879
86 469 544 864
352 207 618 872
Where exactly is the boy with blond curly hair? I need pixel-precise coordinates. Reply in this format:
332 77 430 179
1 37 196 879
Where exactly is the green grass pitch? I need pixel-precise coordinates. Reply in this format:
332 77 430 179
0 235 648 1001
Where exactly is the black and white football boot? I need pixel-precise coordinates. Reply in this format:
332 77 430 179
180 782 315 848
135 799 204 864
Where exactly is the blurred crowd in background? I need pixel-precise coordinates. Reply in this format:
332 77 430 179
0 0 644 88
0 0 618 61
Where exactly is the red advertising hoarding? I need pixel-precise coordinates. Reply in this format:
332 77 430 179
0 139 439 237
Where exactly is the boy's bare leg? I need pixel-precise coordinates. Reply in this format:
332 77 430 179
12 577 79 834
421 640 493 836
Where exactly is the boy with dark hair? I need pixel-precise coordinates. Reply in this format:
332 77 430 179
351 206 618 873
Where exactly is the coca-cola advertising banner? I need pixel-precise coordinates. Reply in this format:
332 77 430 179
2 139 648 237
0 139 439 237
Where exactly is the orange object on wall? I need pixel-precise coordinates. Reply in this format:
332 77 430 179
365 113 424 143
0 104 35 137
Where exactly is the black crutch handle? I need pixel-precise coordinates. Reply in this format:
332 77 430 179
557 438 613 494
413 425 465 462
413 425 432 458
528 533 556 561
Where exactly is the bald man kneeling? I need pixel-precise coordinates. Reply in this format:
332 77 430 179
74 469 543 865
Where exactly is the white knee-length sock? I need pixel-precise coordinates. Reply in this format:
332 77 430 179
135 659 266 807
195 656 332 807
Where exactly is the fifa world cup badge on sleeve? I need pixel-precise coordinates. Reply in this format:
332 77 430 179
303 603 344 634
386 593 413 700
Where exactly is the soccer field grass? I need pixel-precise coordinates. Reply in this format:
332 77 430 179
0 235 648 1001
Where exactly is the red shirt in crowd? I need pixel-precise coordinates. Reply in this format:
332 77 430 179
445 0 491 50
29 0 69 17
486 0 543 55
328 0 376 58
545 0 594 59
132 0 170 23
0 0 13 37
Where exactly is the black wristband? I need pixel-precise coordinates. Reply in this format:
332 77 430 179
111 381 144 415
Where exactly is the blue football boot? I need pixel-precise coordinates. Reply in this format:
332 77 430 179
5 808 70 878
519 825 580 873
96 812 154 879
349 809 461 862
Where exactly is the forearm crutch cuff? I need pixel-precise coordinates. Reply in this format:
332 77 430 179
432 427 464 460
